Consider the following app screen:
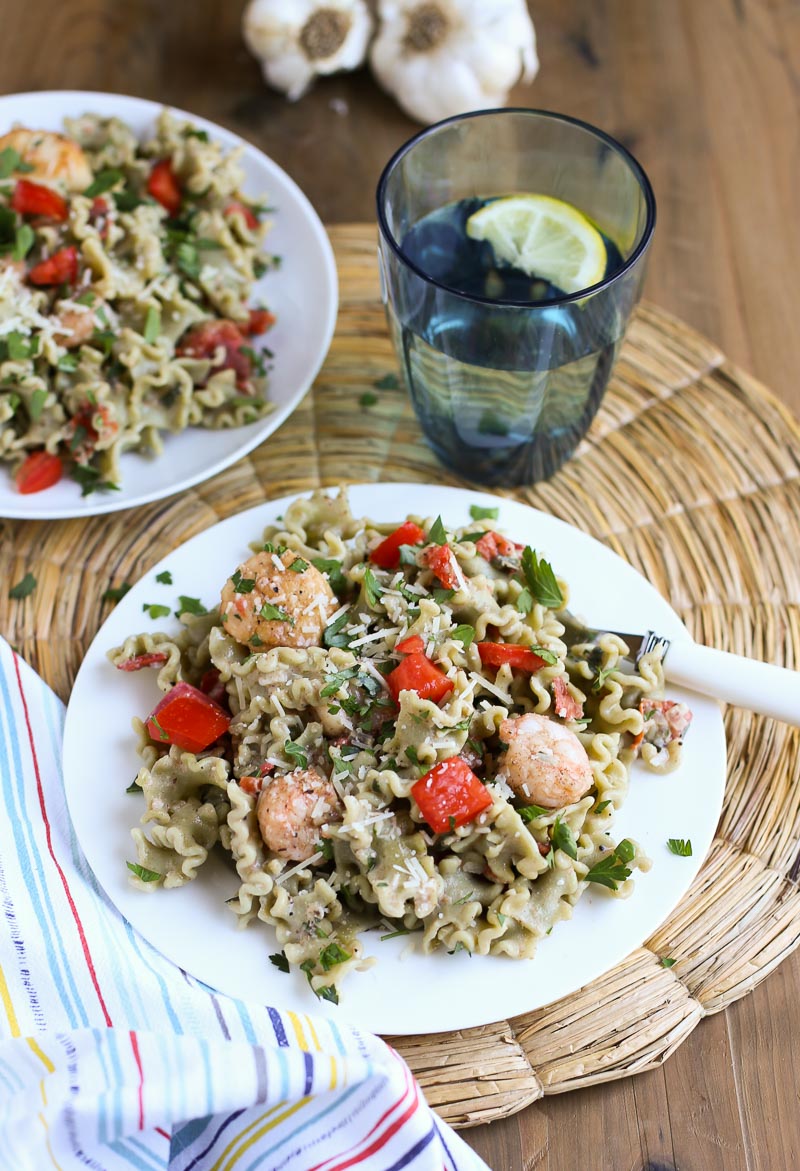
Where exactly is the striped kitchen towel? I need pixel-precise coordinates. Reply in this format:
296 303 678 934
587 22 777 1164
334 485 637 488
0 637 491 1171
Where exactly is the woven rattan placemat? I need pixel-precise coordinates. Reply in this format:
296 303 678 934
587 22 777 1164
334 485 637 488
3 224 800 1128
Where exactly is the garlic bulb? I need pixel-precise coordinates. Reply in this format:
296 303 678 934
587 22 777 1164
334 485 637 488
243 0 373 101
369 0 539 125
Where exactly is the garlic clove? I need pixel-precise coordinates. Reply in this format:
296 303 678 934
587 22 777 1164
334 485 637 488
243 0 374 101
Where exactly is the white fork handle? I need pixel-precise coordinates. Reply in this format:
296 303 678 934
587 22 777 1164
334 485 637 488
665 640 800 727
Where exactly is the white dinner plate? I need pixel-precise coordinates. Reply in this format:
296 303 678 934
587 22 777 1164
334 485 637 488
0 91 337 519
63 484 726 1035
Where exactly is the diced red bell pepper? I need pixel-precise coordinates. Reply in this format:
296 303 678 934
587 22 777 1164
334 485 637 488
477 642 547 673
552 676 583 720
116 652 169 672
239 759 274 795
422 544 461 590
15 450 62 494
386 652 453 706
224 200 259 230
145 680 230 753
370 521 426 570
28 245 79 287
245 308 275 335
12 178 68 222
411 757 493 833
475 531 525 561
147 159 181 215
176 319 251 390
395 634 426 655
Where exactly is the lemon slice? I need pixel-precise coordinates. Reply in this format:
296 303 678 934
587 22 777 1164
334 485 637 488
466 194 607 295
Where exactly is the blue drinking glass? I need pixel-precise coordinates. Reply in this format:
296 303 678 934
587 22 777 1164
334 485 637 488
376 109 656 486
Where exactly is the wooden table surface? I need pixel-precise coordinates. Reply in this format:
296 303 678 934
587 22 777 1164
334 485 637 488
2 2 799 1168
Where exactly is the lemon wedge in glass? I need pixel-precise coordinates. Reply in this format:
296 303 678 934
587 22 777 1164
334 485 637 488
465 194 608 295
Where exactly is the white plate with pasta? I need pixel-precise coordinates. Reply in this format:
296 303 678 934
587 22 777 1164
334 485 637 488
0 91 337 519
63 484 726 1035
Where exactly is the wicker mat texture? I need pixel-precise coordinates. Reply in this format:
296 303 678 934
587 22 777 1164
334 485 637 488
3 223 800 1128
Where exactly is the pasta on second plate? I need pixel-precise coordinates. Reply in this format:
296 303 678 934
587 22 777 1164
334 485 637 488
0 109 276 496
109 490 692 1003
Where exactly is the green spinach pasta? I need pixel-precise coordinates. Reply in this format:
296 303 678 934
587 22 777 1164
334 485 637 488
109 490 692 1004
0 110 276 496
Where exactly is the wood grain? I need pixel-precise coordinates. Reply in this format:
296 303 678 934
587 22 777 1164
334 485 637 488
1 1 799 1168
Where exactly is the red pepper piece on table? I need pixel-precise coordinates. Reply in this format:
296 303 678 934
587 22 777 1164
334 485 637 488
422 544 461 590
369 521 426 570
12 178 68 222
116 652 169 672
477 642 547 673
395 634 426 655
145 680 230 753
224 200 260 230
411 757 493 833
386 652 453 706
552 676 583 720
15 450 63 494
28 245 79 286
245 308 275 335
147 159 181 215
475 531 525 561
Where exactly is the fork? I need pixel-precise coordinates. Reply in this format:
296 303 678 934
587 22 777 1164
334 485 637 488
560 615 800 727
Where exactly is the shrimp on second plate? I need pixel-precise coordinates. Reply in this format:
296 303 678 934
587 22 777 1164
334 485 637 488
221 549 337 652
256 768 342 861
498 712 593 809
0 128 93 190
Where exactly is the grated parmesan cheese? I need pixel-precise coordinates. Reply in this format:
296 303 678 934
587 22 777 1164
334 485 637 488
276 851 324 884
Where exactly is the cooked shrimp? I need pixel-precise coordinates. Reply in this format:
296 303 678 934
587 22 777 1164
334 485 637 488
256 768 342 861
498 713 593 809
0 128 92 191
53 303 96 348
220 548 336 651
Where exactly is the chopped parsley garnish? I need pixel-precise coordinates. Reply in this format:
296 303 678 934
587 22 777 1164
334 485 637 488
312 557 348 595
142 603 171 620
12 223 34 261
529 645 558 666
113 187 143 212
8 572 36 599
551 816 578 860
585 839 635 890
496 912 507 926
102 582 131 604
319 942 351 971
84 168 123 197
57 353 79 373
126 777 143 794
241 345 269 378
323 608 352 649
594 800 612 814
521 546 563 609
149 714 169 742
269 951 290 973
515 588 533 614
320 666 359 698
299 959 339 1004
667 838 693 857
0 147 33 178
288 557 308 573
260 602 293 623
126 861 161 882
427 516 448 545
380 928 411 941
363 566 384 607
183 127 210 142
660 957 676 968
469 504 499 521
451 624 475 649
143 304 161 344
374 373 399 390
591 664 615 693
70 463 120 496
448 815 457 832
28 387 47 422
398 544 419 566
517 804 548 822
155 570 173 585
284 740 308 769
7 331 40 362
431 588 455 605
91 328 117 357
176 595 207 616
75 291 96 306
359 392 378 408
250 633 263 646
318 839 334 862
230 569 256 593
